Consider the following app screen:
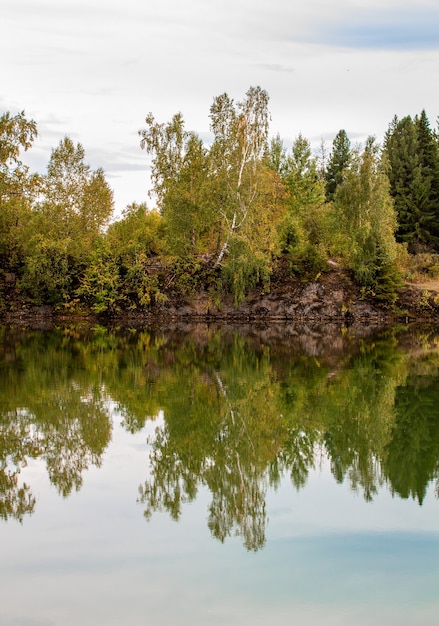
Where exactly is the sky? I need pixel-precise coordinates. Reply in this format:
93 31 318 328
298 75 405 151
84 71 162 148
2 0 439 217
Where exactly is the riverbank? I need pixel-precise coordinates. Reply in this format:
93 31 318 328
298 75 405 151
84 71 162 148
2 264 439 329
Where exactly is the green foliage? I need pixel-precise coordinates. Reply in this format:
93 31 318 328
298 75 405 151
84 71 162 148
221 236 272 304
162 255 204 297
266 133 288 177
41 136 113 238
106 204 167 308
384 112 439 250
325 129 351 201
76 238 120 313
162 134 216 256
19 137 114 306
275 133 329 275
3 98 439 313
209 86 271 265
285 133 325 213
0 111 39 272
400 251 439 282
0 110 38 197
278 212 307 255
108 203 165 258
332 139 401 303
19 236 73 305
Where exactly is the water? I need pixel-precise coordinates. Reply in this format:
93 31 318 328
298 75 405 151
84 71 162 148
0 323 438 625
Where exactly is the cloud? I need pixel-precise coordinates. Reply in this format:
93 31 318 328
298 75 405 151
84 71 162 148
257 64 296 74
301 7 439 50
2 0 438 215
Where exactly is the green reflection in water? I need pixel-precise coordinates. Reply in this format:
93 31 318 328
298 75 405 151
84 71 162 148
0 324 438 550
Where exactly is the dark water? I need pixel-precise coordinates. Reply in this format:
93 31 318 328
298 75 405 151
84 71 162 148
0 323 438 625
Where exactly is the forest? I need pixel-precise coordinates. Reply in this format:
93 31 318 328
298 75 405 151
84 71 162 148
1 86 439 314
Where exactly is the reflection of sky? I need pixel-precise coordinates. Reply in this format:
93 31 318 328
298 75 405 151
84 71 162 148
0 411 438 626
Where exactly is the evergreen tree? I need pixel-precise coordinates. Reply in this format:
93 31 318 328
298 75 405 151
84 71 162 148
333 138 400 302
415 110 439 241
278 134 326 264
325 129 351 201
384 112 439 250
285 133 325 213
266 133 288 177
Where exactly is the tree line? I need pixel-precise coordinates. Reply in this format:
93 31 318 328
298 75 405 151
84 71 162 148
1 87 439 312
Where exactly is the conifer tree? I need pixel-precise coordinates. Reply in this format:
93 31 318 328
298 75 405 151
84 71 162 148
333 138 400 302
325 129 351 201
415 110 439 241
384 112 439 250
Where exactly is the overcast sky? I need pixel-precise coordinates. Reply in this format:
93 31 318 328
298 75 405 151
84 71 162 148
2 0 438 216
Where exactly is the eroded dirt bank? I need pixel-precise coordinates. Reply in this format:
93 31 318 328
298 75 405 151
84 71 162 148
2 266 439 329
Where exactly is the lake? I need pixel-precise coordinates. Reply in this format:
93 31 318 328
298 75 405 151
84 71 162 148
0 323 438 625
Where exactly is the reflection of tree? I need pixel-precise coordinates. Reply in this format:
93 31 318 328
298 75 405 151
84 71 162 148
2 324 439 541
136 328 439 549
139 424 200 521
0 410 40 521
0 470 35 522
138 344 287 551
278 428 318 491
384 372 439 503
206 459 268 551
39 390 111 496
0 329 113 516
312 348 404 501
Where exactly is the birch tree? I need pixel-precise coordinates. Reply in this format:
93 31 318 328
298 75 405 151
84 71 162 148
209 86 270 265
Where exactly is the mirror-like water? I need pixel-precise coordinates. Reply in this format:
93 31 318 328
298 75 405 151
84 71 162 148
0 323 438 625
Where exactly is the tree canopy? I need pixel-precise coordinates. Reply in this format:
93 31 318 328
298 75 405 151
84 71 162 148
1 94 438 313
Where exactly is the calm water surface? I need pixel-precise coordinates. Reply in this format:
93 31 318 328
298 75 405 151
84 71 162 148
0 323 438 626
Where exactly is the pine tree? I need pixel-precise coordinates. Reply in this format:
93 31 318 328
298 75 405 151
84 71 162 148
415 110 439 242
325 129 351 201
333 138 400 302
384 112 439 250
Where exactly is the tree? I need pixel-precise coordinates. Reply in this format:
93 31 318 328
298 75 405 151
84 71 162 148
0 111 38 199
275 134 327 275
76 237 120 313
106 203 166 308
266 133 288 177
139 112 186 207
161 133 215 255
384 112 439 250
139 115 215 256
315 136 329 181
285 134 325 210
333 138 400 301
325 129 351 201
42 136 113 237
22 137 114 305
415 110 439 242
138 87 278 301
0 111 38 272
221 163 286 302
209 86 271 265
